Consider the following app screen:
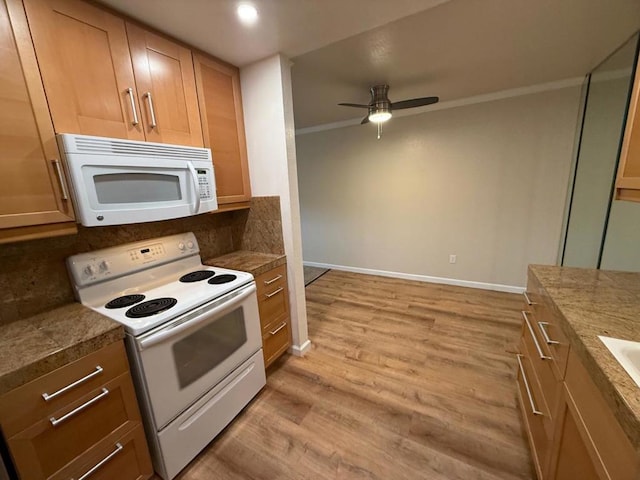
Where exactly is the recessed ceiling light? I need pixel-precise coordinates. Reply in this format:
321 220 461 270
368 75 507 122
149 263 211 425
237 4 258 25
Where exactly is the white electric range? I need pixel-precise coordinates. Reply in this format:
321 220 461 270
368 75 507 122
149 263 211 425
67 232 266 480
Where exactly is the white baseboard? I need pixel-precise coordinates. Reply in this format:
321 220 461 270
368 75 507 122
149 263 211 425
289 339 312 357
303 261 525 294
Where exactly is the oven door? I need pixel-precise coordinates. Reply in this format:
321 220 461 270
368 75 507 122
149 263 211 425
134 282 261 430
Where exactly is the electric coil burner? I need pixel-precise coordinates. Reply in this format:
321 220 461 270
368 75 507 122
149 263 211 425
179 270 216 283
105 294 145 309
125 297 177 318
66 232 265 480
208 274 237 284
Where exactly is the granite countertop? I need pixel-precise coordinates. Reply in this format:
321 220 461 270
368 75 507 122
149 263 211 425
529 265 640 450
204 250 286 277
0 303 123 395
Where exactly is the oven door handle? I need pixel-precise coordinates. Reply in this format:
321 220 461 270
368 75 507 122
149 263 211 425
137 283 256 350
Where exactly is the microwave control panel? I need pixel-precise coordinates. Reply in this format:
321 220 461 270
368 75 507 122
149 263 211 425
197 169 213 200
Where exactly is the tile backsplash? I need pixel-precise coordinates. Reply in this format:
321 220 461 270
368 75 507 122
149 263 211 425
0 196 283 325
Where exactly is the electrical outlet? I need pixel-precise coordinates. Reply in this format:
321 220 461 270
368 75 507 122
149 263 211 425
449 254 457 264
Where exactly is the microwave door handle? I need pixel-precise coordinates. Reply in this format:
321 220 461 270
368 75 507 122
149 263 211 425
187 161 201 213
137 283 256 350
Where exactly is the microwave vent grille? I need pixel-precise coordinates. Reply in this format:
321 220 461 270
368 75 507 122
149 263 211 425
72 137 210 160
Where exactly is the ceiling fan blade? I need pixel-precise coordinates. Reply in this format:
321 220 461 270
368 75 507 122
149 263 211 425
338 102 371 108
391 96 439 110
361 115 370 125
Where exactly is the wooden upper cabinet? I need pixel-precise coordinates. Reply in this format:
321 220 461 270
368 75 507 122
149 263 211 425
21 0 144 141
615 61 640 202
193 53 251 204
127 23 203 147
0 0 75 237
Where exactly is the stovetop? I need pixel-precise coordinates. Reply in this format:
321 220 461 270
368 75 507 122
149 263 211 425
89 265 253 336
67 233 254 336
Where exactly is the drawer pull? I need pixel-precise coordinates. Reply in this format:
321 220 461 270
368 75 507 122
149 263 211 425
269 321 287 335
522 311 551 360
523 291 535 306
265 286 284 299
516 354 543 416
42 366 104 401
537 322 560 345
49 388 109 427
75 442 123 480
264 274 283 285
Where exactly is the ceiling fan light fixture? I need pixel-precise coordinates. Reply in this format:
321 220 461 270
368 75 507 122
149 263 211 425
368 110 392 123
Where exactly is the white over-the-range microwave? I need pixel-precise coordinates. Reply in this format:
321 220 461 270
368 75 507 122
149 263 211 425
57 134 218 227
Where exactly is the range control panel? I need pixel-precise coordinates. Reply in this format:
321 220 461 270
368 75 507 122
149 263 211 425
68 232 200 286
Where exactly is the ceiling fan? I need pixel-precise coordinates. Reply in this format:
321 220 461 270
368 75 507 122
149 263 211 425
338 85 439 138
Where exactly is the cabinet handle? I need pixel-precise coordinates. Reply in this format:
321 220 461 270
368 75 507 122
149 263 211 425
264 274 283 285
75 442 123 480
523 291 535 306
42 366 103 402
516 355 543 416
49 388 109 427
126 87 139 126
144 91 157 128
537 322 560 345
522 311 551 360
265 287 283 299
51 159 69 201
269 321 287 335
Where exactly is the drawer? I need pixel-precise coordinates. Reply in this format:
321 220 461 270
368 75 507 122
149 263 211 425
256 265 289 331
255 264 287 297
6 372 141 479
0 341 129 437
522 306 569 383
564 350 637 480
521 312 562 437
263 319 290 368
51 424 152 480
516 346 551 479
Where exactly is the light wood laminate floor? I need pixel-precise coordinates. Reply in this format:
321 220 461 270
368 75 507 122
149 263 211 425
171 270 534 480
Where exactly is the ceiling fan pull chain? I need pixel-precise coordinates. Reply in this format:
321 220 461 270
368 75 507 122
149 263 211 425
377 122 382 140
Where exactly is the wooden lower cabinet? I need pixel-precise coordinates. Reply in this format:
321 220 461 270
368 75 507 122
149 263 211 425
0 341 153 479
519 274 639 480
255 264 291 368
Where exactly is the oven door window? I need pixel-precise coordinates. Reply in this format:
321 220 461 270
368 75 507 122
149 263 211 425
172 308 248 389
93 172 182 204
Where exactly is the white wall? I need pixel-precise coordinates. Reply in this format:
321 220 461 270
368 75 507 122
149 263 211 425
240 54 310 355
296 86 582 289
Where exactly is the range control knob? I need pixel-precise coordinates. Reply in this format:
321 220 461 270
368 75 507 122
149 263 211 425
178 242 186 251
99 260 110 272
84 264 97 276
187 241 194 249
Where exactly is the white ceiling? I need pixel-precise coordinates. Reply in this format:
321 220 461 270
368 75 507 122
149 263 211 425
98 0 449 66
100 0 640 129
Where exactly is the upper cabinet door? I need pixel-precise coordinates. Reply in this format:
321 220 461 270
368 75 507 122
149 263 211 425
0 0 74 232
615 63 640 202
21 0 144 140
126 23 203 147
193 53 251 204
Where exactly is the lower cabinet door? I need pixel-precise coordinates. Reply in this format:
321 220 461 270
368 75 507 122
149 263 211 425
548 389 601 480
51 425 153 480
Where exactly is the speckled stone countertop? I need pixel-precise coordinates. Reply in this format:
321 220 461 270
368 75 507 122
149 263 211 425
204 250 286 277
0 304 123 395
529 265 640 450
